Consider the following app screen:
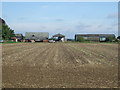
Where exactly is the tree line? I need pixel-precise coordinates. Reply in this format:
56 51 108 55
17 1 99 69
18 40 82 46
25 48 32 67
0 18 15 40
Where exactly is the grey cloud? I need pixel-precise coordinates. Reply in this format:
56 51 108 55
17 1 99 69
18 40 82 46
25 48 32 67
112 23 118 26
75 23 91 30
107 13 118 19
56 28 62 30
97 24 103 28
56 19 64 21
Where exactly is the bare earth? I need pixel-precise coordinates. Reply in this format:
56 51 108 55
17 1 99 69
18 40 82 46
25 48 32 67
2 43 118 88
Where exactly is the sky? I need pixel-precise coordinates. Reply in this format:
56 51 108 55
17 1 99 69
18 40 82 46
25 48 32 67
1 2 118 39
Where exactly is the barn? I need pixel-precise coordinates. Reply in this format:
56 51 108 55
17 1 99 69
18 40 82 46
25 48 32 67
25 32 49 42
75 34 115 42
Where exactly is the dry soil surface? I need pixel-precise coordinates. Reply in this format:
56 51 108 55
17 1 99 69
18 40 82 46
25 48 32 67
2 43 118 88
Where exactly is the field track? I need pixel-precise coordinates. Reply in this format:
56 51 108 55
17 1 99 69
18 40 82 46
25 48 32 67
2 43 118 88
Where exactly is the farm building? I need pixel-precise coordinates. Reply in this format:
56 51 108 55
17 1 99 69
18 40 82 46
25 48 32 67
75 34 115 42
15 34 24 40
11 34 24 42
25 32 49 42
53 33 65 42
11 37 18 42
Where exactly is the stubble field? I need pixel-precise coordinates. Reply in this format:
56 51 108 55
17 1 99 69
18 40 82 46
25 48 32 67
2 43 118 88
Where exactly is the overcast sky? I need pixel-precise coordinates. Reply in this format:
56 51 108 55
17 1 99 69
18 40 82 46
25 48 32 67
2 2 118 39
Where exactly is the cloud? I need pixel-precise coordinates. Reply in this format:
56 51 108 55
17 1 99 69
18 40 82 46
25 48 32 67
97 24 103 28
9 21 118 39
75 23 91 30
112 23 118 26
73 21 118 36
55 19 64 21
107 13 118 19
39 17 51 20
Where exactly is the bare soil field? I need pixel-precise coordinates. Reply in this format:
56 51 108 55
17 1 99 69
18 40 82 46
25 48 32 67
2 43 118 88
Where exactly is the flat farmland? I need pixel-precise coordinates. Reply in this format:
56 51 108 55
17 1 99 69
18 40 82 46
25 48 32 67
2 43 118 88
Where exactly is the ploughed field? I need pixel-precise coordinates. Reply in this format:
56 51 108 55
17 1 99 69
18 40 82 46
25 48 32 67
2 43 118 88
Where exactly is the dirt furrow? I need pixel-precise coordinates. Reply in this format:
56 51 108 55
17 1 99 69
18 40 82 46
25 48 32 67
2 43 45 57
66 43 117 66
2 43 51 65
